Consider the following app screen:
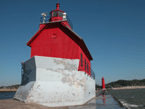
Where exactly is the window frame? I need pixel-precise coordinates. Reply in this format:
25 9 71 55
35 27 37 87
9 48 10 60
81 53 83 67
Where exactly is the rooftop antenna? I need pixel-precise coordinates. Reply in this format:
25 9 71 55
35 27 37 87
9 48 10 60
41 12 47 23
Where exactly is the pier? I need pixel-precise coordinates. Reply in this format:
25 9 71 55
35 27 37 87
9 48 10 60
0 94 126 109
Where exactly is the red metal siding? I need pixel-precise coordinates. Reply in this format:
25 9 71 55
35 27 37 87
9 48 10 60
30 25 91 75
30 27 79 59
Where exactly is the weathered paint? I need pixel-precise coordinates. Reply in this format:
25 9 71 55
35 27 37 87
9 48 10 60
14 56 95 107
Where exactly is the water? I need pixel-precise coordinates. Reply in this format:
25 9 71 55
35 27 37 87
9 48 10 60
0 91 16 100
105 88 145 109
0 90 145 109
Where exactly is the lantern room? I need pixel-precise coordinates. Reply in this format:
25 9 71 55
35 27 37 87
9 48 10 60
49 3 65 22
40 3 73 29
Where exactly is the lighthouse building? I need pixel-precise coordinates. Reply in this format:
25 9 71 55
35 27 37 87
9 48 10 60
14 3 95 107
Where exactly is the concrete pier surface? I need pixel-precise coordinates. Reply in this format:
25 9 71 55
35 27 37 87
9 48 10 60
0 95 126 109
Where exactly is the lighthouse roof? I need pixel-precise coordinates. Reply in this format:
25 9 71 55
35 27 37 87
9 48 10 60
50 3 64 13
27 21 93 60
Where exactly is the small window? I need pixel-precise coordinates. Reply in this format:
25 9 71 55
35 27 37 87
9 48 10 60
58 11 63 17
81 53 83 67
53 11 58 17
87 62 89 73
50 12 52 18
52 11 63 17
51 34 57 39
85 59 86 71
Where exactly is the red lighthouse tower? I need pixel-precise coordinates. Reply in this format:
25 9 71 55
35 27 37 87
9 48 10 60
26 3 94 76
14 3 96 107
102 77 105 90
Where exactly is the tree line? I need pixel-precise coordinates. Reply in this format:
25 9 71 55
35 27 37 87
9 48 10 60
105 79 145 88
0 84 20 89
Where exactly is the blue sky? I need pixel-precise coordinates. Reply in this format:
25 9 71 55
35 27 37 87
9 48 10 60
0 0 145 86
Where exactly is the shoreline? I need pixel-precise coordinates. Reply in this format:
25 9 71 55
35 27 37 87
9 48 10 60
1 86 145 92
112 86 145 90
0 89 17 92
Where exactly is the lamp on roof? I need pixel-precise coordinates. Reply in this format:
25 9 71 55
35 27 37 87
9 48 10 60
41 12 47 23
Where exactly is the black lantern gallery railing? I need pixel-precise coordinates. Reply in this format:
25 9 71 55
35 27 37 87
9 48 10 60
65 15 73 29
79 61 95 80
40 15 73 29
40 16 49 23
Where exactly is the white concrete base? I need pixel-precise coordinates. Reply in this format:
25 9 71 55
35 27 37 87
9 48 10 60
14 56 95 107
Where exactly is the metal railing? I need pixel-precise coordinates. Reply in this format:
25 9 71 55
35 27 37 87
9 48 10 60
21 62 24 85
40 16 49 23
91 69 95 80
40 15 73 29
79 61 95 80
66 15 73 29
21 62 29 85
